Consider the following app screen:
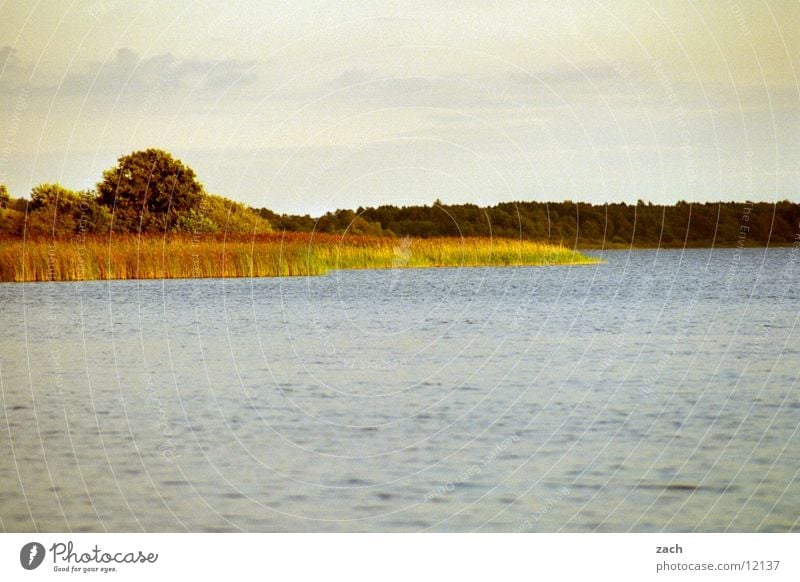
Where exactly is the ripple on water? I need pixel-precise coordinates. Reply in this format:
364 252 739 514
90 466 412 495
1 249 798 531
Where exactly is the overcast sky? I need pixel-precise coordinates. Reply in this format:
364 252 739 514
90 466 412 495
1 1 797 215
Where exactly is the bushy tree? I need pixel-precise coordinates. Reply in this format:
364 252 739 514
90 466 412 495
25 183 111 237
0 184 23 235
30 183 78 210
97 148 204 232
176 193 272 234
0 184 9 208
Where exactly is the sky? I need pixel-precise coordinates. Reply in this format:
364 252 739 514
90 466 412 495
1 0 798 215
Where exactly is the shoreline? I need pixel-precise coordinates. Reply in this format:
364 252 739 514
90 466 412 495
0 234 599 283
0 261 605 285
2 235 792 283
579 242 796 250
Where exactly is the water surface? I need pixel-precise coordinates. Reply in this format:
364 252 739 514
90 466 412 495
1 248 798 531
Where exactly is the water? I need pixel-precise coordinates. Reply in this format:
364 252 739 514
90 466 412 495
1 248 798 532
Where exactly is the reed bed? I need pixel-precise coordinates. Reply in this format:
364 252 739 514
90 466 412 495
0 233 600 282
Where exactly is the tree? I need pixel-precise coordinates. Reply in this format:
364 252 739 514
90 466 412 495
30 183 79 210
27 184 82 236
26 183 111 236
0 184 9 208
177 193 272 234
97 148 204 232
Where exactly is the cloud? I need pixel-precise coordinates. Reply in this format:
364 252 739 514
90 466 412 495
58 48 260 97
510 61 633 87
0 45 28 96
0 45 19 69
317 62 639 113
328 68 382 87
0 47 259 100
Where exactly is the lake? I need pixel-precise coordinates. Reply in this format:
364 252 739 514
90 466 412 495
1 247 798 532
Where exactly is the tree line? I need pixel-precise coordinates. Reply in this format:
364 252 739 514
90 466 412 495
256 199 799 247
2 148 797 247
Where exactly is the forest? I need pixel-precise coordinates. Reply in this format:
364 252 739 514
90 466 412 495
256 199 799 248
1 148 797 248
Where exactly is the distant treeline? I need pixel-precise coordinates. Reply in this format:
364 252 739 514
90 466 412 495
256 200 800 247
1 147 796 248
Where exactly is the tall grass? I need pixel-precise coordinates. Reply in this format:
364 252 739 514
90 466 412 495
0 233 600 282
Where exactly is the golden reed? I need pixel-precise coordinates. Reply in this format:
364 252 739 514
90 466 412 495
0 233 600 282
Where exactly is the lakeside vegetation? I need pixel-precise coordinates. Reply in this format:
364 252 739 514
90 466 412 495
257 199 800 248
0 234 597 282
2 146 796 282
0 148 597 281
0 149 272 238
